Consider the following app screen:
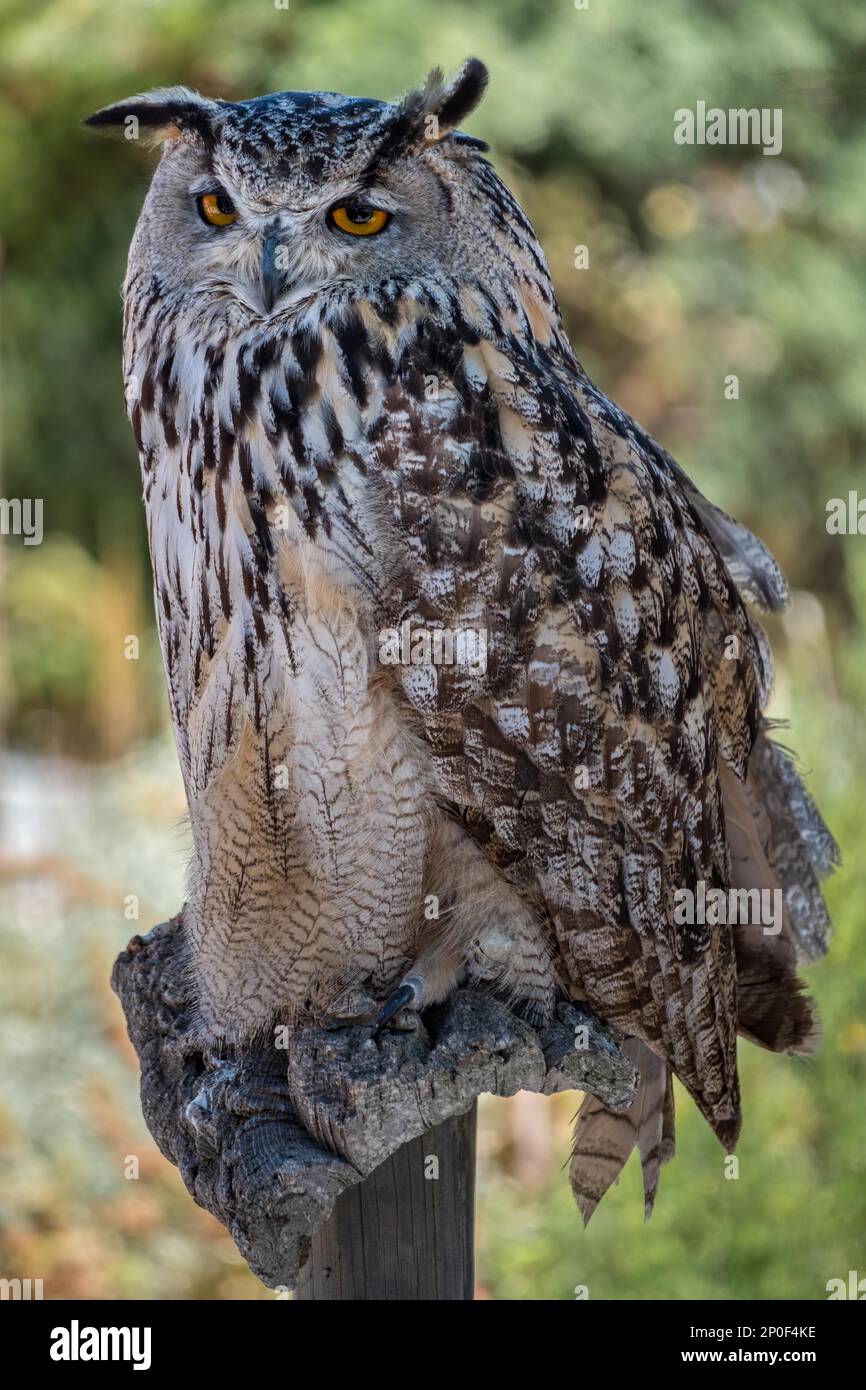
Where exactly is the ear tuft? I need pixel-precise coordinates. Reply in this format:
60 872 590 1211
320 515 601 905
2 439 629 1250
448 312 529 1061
83 86 223 147
365 58 490 175
433 57 489 135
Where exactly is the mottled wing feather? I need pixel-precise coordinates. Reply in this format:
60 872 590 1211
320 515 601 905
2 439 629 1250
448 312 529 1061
748 729 839 959
371 306 768 1140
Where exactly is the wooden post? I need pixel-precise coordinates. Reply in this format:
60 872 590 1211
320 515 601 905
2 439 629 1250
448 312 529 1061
296 1106 477 1300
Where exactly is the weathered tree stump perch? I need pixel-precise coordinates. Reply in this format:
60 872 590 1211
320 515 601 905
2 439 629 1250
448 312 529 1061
111 919 635 1296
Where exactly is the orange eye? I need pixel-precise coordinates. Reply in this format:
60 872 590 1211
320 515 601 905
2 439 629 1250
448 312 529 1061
329 203 390 237
197 192 238 227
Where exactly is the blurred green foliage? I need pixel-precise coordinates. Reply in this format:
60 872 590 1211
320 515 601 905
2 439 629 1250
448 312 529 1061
0 0 864 1300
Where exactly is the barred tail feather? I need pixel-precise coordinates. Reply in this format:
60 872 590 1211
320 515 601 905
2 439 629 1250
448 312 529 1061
570 1040 673 1225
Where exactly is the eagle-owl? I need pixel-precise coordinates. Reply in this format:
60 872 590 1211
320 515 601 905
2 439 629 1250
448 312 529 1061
87 60 837 1219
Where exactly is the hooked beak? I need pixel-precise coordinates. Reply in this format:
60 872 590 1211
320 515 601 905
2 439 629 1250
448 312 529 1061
259 223 285 313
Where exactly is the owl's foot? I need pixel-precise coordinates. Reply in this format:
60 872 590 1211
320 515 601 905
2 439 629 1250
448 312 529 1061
315 986 382 1030
372 975 424 1036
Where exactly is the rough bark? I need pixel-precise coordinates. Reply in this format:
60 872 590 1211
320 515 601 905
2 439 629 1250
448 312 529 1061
111 918 635 1292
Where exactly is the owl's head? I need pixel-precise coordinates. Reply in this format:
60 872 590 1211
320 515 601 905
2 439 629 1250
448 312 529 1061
85 59 553 329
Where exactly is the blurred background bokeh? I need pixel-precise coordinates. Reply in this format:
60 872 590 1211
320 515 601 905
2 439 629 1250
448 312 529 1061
1 0 865 1300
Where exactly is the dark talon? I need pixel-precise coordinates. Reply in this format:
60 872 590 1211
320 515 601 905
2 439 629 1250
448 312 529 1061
373 982 417 1036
